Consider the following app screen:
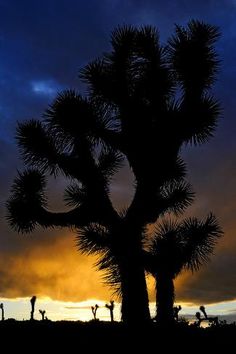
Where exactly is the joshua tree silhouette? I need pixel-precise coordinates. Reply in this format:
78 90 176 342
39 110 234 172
195 306 220 327
0 303 4 321
7 21 220 324
173 305 182 322
195 311 203 327
145 215 222 325
91 304 99 320
200 305 208 319
105 300 115 322
39 309 46 321
30 296 37 320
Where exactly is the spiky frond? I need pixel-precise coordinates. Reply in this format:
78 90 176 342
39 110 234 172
6 169 47 233
163 156 187 183
135 26 160 58
180 94 220 145
80 59 110 100
147 213 222 278
110 25 136 53
44 90 97 146
168 20 220 90
16 118 100 181
153 219 180 244
134 26 174 107
160 179 194 215
180 213 223 272
64 184 87 207
81 25 173 110
97 148 123 183
77 224 110 255
96 251 122 296
92 101 121 133
16 120 60 174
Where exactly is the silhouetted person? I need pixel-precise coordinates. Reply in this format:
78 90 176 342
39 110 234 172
30 296 37 320
0 303 4 321
91 304 99 320
105 300 115 322
39 309 46 321
173 305 182 322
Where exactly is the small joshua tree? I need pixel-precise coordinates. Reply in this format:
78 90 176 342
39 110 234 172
146 215 222 325
30 296 37 320
195 306 218 327
0 303 4 321
173 305 182 322
39 309 46 321
200 305 218 326
195 311 203 327
200 305 208 319
105 300 115 322
91 304 99 320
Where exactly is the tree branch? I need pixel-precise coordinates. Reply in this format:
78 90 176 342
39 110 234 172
37 202 119 230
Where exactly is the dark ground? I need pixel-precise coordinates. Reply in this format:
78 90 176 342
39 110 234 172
1 320 235 351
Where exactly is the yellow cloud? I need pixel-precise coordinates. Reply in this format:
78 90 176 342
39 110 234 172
0 231 112 302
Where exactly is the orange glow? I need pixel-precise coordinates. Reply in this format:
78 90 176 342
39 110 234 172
0 215 236 307
0 232 112 302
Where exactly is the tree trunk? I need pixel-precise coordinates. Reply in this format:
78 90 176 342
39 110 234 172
110 309 114 322
1 308 4 321
155 274 175 326
120 243 150 324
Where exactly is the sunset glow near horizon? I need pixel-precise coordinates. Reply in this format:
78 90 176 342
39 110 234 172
1 297 236 323
1 0 236 322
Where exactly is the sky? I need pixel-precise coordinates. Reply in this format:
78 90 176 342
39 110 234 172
1 0 236 321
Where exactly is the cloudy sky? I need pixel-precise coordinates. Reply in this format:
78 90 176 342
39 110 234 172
1 0 236 320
